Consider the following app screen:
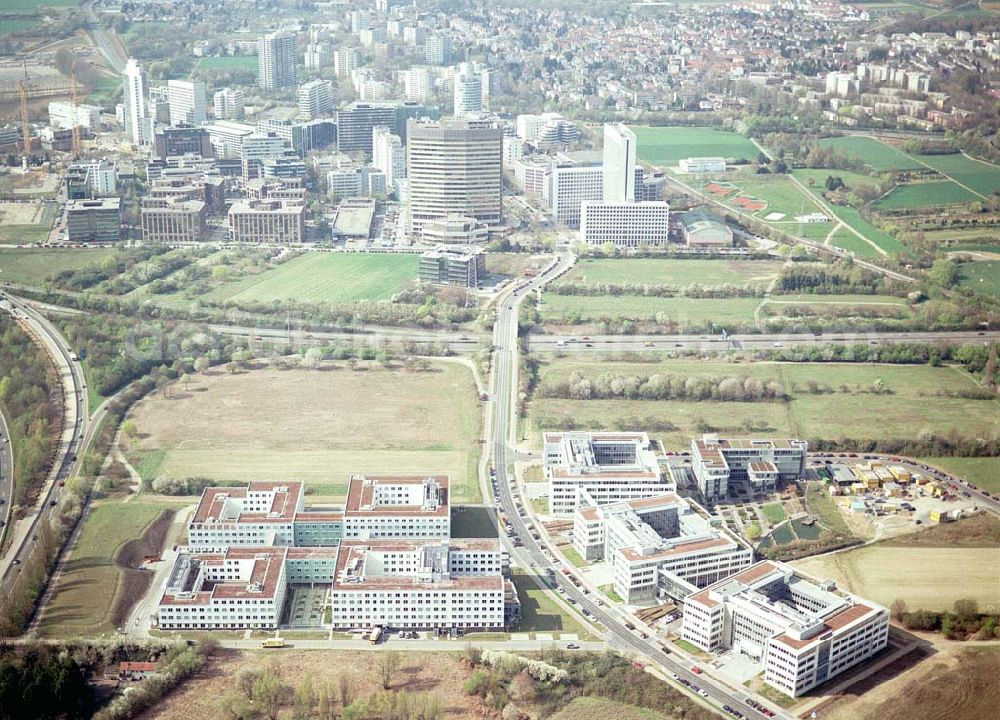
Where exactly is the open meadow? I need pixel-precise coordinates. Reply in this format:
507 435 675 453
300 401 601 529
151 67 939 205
202 252 419 304
914 152 1000 197
127 362 483 503
827 204 908 255
632 126 759 166
554 258 785 289
37 499 181 638
791 512 1000 613
527 357 1000 451
540 294 762 328
919 457 1000 494
957 260 1000 299
817 136 923 172
0 248 117 285
873 181 977 209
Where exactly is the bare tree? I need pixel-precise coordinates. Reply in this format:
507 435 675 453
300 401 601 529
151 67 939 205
377 650 402 690
338 671 356 709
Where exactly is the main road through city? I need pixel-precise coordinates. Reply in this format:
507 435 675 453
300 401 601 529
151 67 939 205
487 256 782 719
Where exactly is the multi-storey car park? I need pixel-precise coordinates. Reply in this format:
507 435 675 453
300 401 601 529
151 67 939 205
691 435 808 505
573 490 752 605
544 431 674 515
682 560 889 698
159 477 518 631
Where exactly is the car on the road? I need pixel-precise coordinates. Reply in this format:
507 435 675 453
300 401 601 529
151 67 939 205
670 672 679 680
691 666 703 674
566 643 580 650
11 559 19 565
699 689 709 698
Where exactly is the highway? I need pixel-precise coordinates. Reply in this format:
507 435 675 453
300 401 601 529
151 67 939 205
0 293 89 609
0 408 12 542
487 257 782 719
82 1 127 74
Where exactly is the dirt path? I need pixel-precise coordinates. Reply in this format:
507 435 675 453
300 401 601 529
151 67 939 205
787 174 888 257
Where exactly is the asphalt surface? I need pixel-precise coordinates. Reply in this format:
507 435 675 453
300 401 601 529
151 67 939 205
487 256 781 719
0 408 12 541
83 1 127 74
0 294 89 603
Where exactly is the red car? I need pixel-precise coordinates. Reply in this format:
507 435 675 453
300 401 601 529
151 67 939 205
691 666 703 674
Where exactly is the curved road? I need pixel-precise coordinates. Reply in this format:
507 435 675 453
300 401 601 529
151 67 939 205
487 257 781 719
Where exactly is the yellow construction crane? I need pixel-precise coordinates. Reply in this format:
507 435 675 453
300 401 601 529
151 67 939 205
70 61 82 157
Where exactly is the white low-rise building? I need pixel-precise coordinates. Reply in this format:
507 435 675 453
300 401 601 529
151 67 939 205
343 475 451 540
328 539 507 630
692 435 808 504
682 561 889 697
573 490 752 604
544 432 672 515
678 157 727 174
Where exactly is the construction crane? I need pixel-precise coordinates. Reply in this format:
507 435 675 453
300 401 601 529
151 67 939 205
18 79 31 168
70 61 82 157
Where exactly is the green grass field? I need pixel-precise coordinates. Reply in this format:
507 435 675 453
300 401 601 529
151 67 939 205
0 224 51 245
0 19 39 34
529 358 999 452
0 248 117 285
828 205 908 255
762 503 787 524
874 181 978 209
205 253 418 305
958 260 1000 298
712 176 827 220
540 294 762 327
194 55 258 73
38 500 173 638
793 169 882 192
550 697 670 720
632 126 759 166
511 570 592 637
817 136 923 172
0 0 77 11
555 258 784 288
914 153 1000 197
918 457 1000 495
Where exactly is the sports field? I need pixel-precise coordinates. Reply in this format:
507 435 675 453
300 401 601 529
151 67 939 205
817 136 923 172
38 500 177 638
528 358 1000 451
791 546 999 611
632 126 759 167
555 258 784 288
0 248 117 285
128 363 483 503
205 252 418 304
540 294 762 327
873 181 977 209
958 260 1000 298
915 152 1000 197
706 176 827 220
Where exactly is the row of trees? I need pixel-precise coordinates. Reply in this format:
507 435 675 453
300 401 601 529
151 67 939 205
774 260 905 296
0 316 58 505
892 598 1000 641
536 371 784 402
550 282 763 299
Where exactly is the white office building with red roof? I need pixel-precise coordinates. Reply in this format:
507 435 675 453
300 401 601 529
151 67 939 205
682 560 889 697
343 474 450 540
572 490 752 604
691 435 808 504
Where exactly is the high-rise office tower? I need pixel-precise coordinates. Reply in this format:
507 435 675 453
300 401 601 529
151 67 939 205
297 79 334 120
334 47 362 79
453 62 483 118
258 31 297 90
167 79 207 126
123 58 148 145
406 117 502 237
404 68 432 103
372 125 405 188
602 122 636 203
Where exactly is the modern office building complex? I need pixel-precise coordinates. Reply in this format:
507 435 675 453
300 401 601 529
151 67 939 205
152 126 212 159
66 198 122 243
573 491 752 604
160 477 517 631
543 432 672 515
227 199 306 243
579 200 669 247
167 79 207 125
547 161 603 228
406 118 502 238
691 435 808 504
140 197 207 243
418 244 486 287
328 539 506 631
682 561 889 697
258 31 297 90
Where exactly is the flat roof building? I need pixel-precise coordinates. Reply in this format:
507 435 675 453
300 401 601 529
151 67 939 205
227 199 306 244
682 561 889 697
573 490 752 604
343 475 450 540
66 198 122 243
692 435 808 505
681 209 734 247
544 432 671 516
579 201 670 247
418 244 486 287
141 197 206 243
420 215 489 245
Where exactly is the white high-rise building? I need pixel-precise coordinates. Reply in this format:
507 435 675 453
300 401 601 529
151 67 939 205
334 47 362 79
372 125 405 187
167 79 207 126
547 162 604 229
304 42 331 70
602 122 636 203
258 31 297 90
579 201 669 247
425 33 452 65
297 79 333 120
404 67 432 103
48 101 101 132
212 88 245 120
453 62 483 118
122 58 148 145
406 117 503 238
